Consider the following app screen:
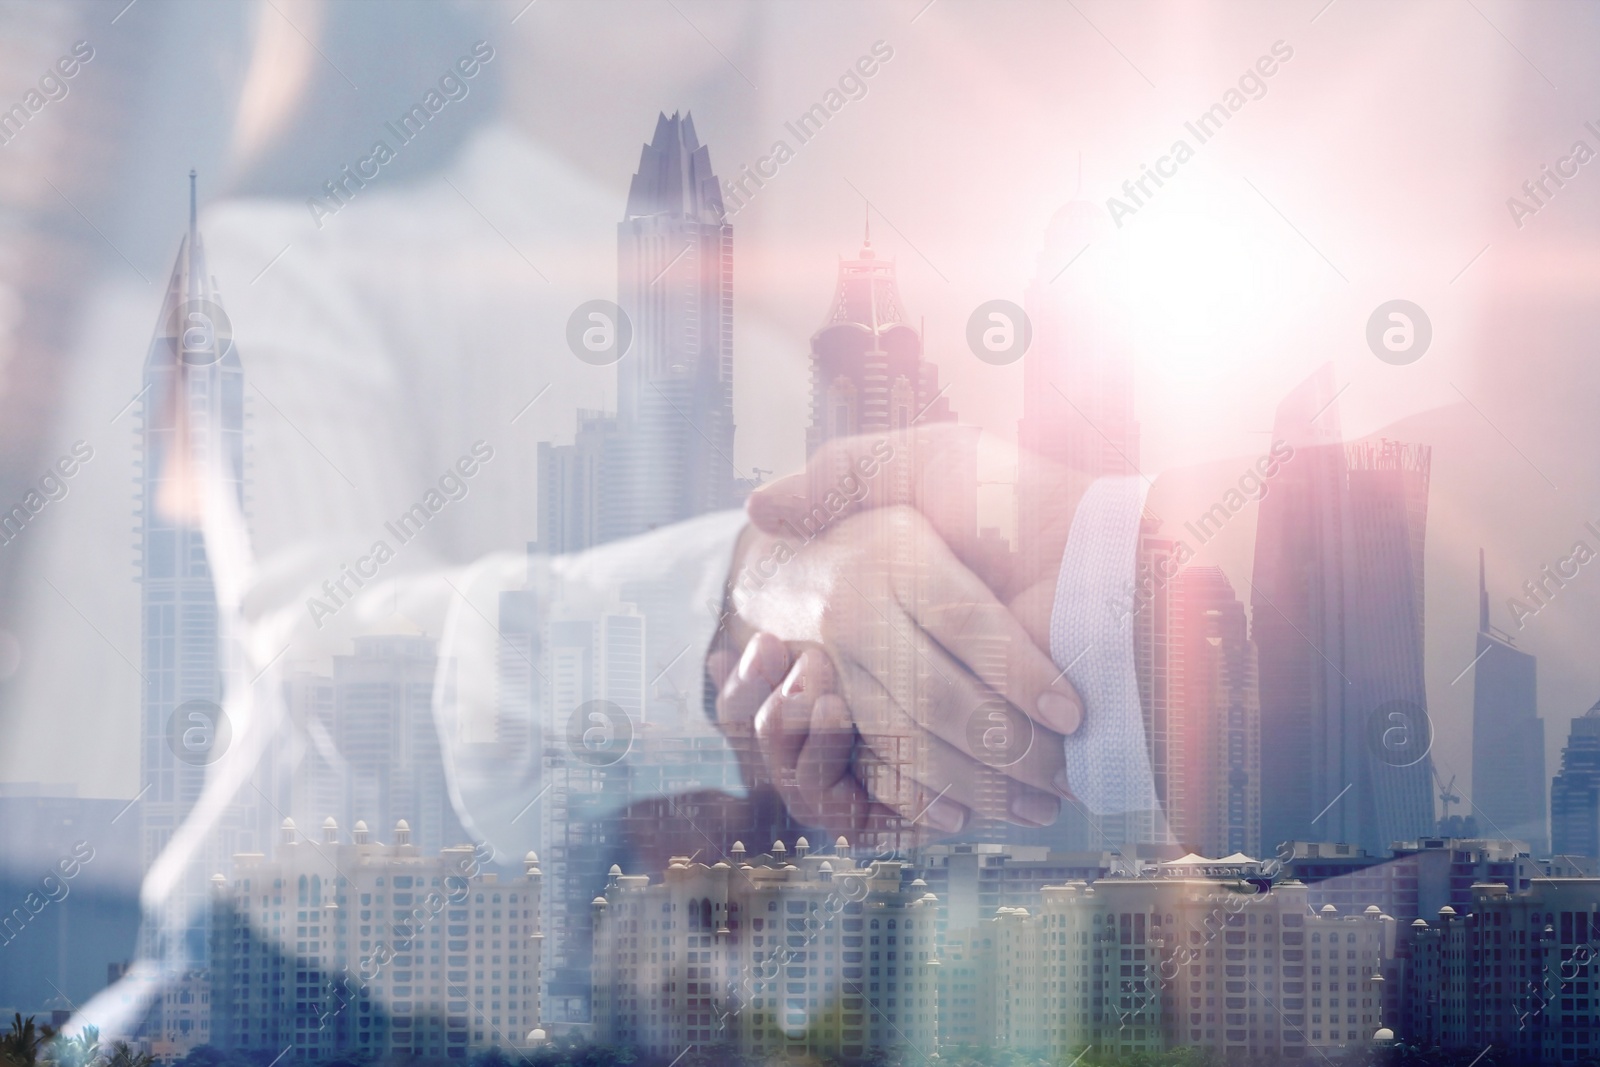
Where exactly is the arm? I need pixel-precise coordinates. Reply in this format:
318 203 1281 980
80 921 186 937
434 509 749 861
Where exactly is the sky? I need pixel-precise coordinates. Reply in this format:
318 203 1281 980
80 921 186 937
3 0 1599 820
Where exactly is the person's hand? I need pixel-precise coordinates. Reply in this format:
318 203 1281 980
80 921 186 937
720 503 1081 834
711 632 906 836
744 424 1098 675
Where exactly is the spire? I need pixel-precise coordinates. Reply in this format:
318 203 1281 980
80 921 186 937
821 221 906 332
187 169 199 304
624 110 725 222
145 171 229 372
863 205 872 253
1479 547 1490 633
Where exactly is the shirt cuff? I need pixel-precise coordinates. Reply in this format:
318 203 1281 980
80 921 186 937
1049 476 1162 816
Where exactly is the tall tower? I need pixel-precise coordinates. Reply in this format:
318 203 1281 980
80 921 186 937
806 220 973 549
606 111 738 540
138 173 252 968
807 218 958 452
1470 551 1546 850
1252 368 1438 855
1251 366 1348 854
518 115 747 1024
1171 566 1261 857
1551 700 1600 860
805 226 990 840
1343 438 1436 852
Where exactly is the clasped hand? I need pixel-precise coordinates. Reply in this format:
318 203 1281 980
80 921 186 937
708 427 1090 841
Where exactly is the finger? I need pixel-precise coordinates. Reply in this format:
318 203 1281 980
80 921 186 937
745 424 976 538
838 661 1063 828
796 692 856 802
892 510 1085 736
714 634 791 792
754 649 830 787
855 718 1062 830
716 633 790 753
849 741 970 837
826 588 1069 797
791 692 891 832
753 656 900 834
857 623 1069 798
796 694 883 825
718 633 789 724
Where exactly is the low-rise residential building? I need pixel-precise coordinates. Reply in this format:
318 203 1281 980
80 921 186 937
209 817 542 1060
1282 838 1540 922
1400 878 1600 1063
591 837 940 1062
942 877 1396 1061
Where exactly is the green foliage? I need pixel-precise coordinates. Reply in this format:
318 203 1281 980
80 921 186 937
26 1024 153 1067
1 1016 57 1067
97 1043 153 1067
1069 1046 1224 1067
932 1045 1056 1067
46 1029 99 1067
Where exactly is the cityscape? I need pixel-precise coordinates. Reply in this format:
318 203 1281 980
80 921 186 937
2 4 1599 1067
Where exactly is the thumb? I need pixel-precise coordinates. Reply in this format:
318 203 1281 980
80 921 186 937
745 424 980 552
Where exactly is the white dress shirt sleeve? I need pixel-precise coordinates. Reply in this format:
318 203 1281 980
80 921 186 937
434 509 747 862
1049 476 1162 816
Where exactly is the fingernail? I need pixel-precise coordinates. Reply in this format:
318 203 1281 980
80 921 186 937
921 795 966 834
747 485 805 531
781 652 810 697
1036 691 1081 733
1009 790 1060 827
736 639 764 683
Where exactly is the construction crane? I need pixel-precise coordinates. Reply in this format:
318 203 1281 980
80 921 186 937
1432 763 1462 822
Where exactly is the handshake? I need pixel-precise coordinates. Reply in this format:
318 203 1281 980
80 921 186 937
705 424 1101 843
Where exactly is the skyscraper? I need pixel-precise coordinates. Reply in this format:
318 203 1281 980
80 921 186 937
533 413 611 555
1252 366 1348 856
805 219 970 539
1551 699 1600 860
535 111 739 552
280 629 466 860
1470 550 1545 851
1252 368 1436 855
517 114 750 1025
1170 565 1261 857
807 221 959 452
139 174 264 970
803 224 983 837
608 110 738 539
1343 439 1436 852
1125 519 1177 849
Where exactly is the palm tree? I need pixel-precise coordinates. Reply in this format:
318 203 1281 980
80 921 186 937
46 1026 100 1067
100 1042 153 1067
0 1015 57 1067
